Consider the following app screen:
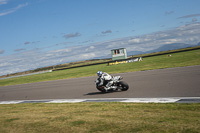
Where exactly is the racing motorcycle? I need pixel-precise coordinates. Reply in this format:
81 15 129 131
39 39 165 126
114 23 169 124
95 76 129 92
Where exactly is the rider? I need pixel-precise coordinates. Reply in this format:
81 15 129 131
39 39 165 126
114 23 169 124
97 71 113 91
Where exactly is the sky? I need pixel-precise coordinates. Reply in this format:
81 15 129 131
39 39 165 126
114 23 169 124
0 0 200 76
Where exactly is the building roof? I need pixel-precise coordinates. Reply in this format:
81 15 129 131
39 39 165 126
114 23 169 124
111 48 126 51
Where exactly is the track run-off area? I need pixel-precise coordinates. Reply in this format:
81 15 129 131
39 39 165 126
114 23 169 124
0 65 200 104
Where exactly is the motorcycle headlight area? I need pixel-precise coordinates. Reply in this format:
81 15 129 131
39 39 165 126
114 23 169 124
113 76 122 81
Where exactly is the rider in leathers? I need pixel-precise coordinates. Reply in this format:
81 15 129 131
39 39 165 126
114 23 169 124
97 71 113 91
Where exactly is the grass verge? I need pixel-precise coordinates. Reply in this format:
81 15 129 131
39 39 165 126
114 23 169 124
0 49 200 86
0 103 199 133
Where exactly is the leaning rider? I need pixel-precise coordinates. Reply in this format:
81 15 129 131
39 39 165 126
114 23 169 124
97 71 113 92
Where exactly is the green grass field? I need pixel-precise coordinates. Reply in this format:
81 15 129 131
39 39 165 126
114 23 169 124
0 103 200 133
0 49 200 86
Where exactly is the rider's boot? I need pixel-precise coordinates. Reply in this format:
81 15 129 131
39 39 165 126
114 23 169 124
105 81 113 92
111 86 117 90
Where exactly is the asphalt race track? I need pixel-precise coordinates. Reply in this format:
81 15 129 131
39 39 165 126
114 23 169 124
0 65 200 102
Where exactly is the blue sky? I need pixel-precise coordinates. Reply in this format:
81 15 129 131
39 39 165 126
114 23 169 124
0 0 200 76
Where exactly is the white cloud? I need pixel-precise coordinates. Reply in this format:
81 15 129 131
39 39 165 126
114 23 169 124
0 3 28 16
128 38 141 43
0 62 12 67
0 49 4 54
63 32 81 39
90 46 95 49
178 14 200 19
165 11 174 15
192 18 197 22
102 30 112 34
0 0 8 5
49 48 71 53
164 39 181 44
82 53 96 59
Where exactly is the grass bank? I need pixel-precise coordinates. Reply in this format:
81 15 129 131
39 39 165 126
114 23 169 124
0 49 200 86
0 103 199 133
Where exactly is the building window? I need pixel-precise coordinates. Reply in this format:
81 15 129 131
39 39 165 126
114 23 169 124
114 49 123 55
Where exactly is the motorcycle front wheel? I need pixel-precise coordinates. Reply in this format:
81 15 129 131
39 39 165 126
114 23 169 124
118 81 129 91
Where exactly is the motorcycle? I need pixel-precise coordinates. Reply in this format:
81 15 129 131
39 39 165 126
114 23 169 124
95 76 129 92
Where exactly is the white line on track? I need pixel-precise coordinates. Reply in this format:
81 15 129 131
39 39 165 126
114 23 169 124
0 97 199 104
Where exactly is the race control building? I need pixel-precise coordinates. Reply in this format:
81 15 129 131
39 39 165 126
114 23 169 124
111 48 127 61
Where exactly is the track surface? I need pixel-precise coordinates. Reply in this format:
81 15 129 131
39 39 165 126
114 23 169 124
0 66 200 101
